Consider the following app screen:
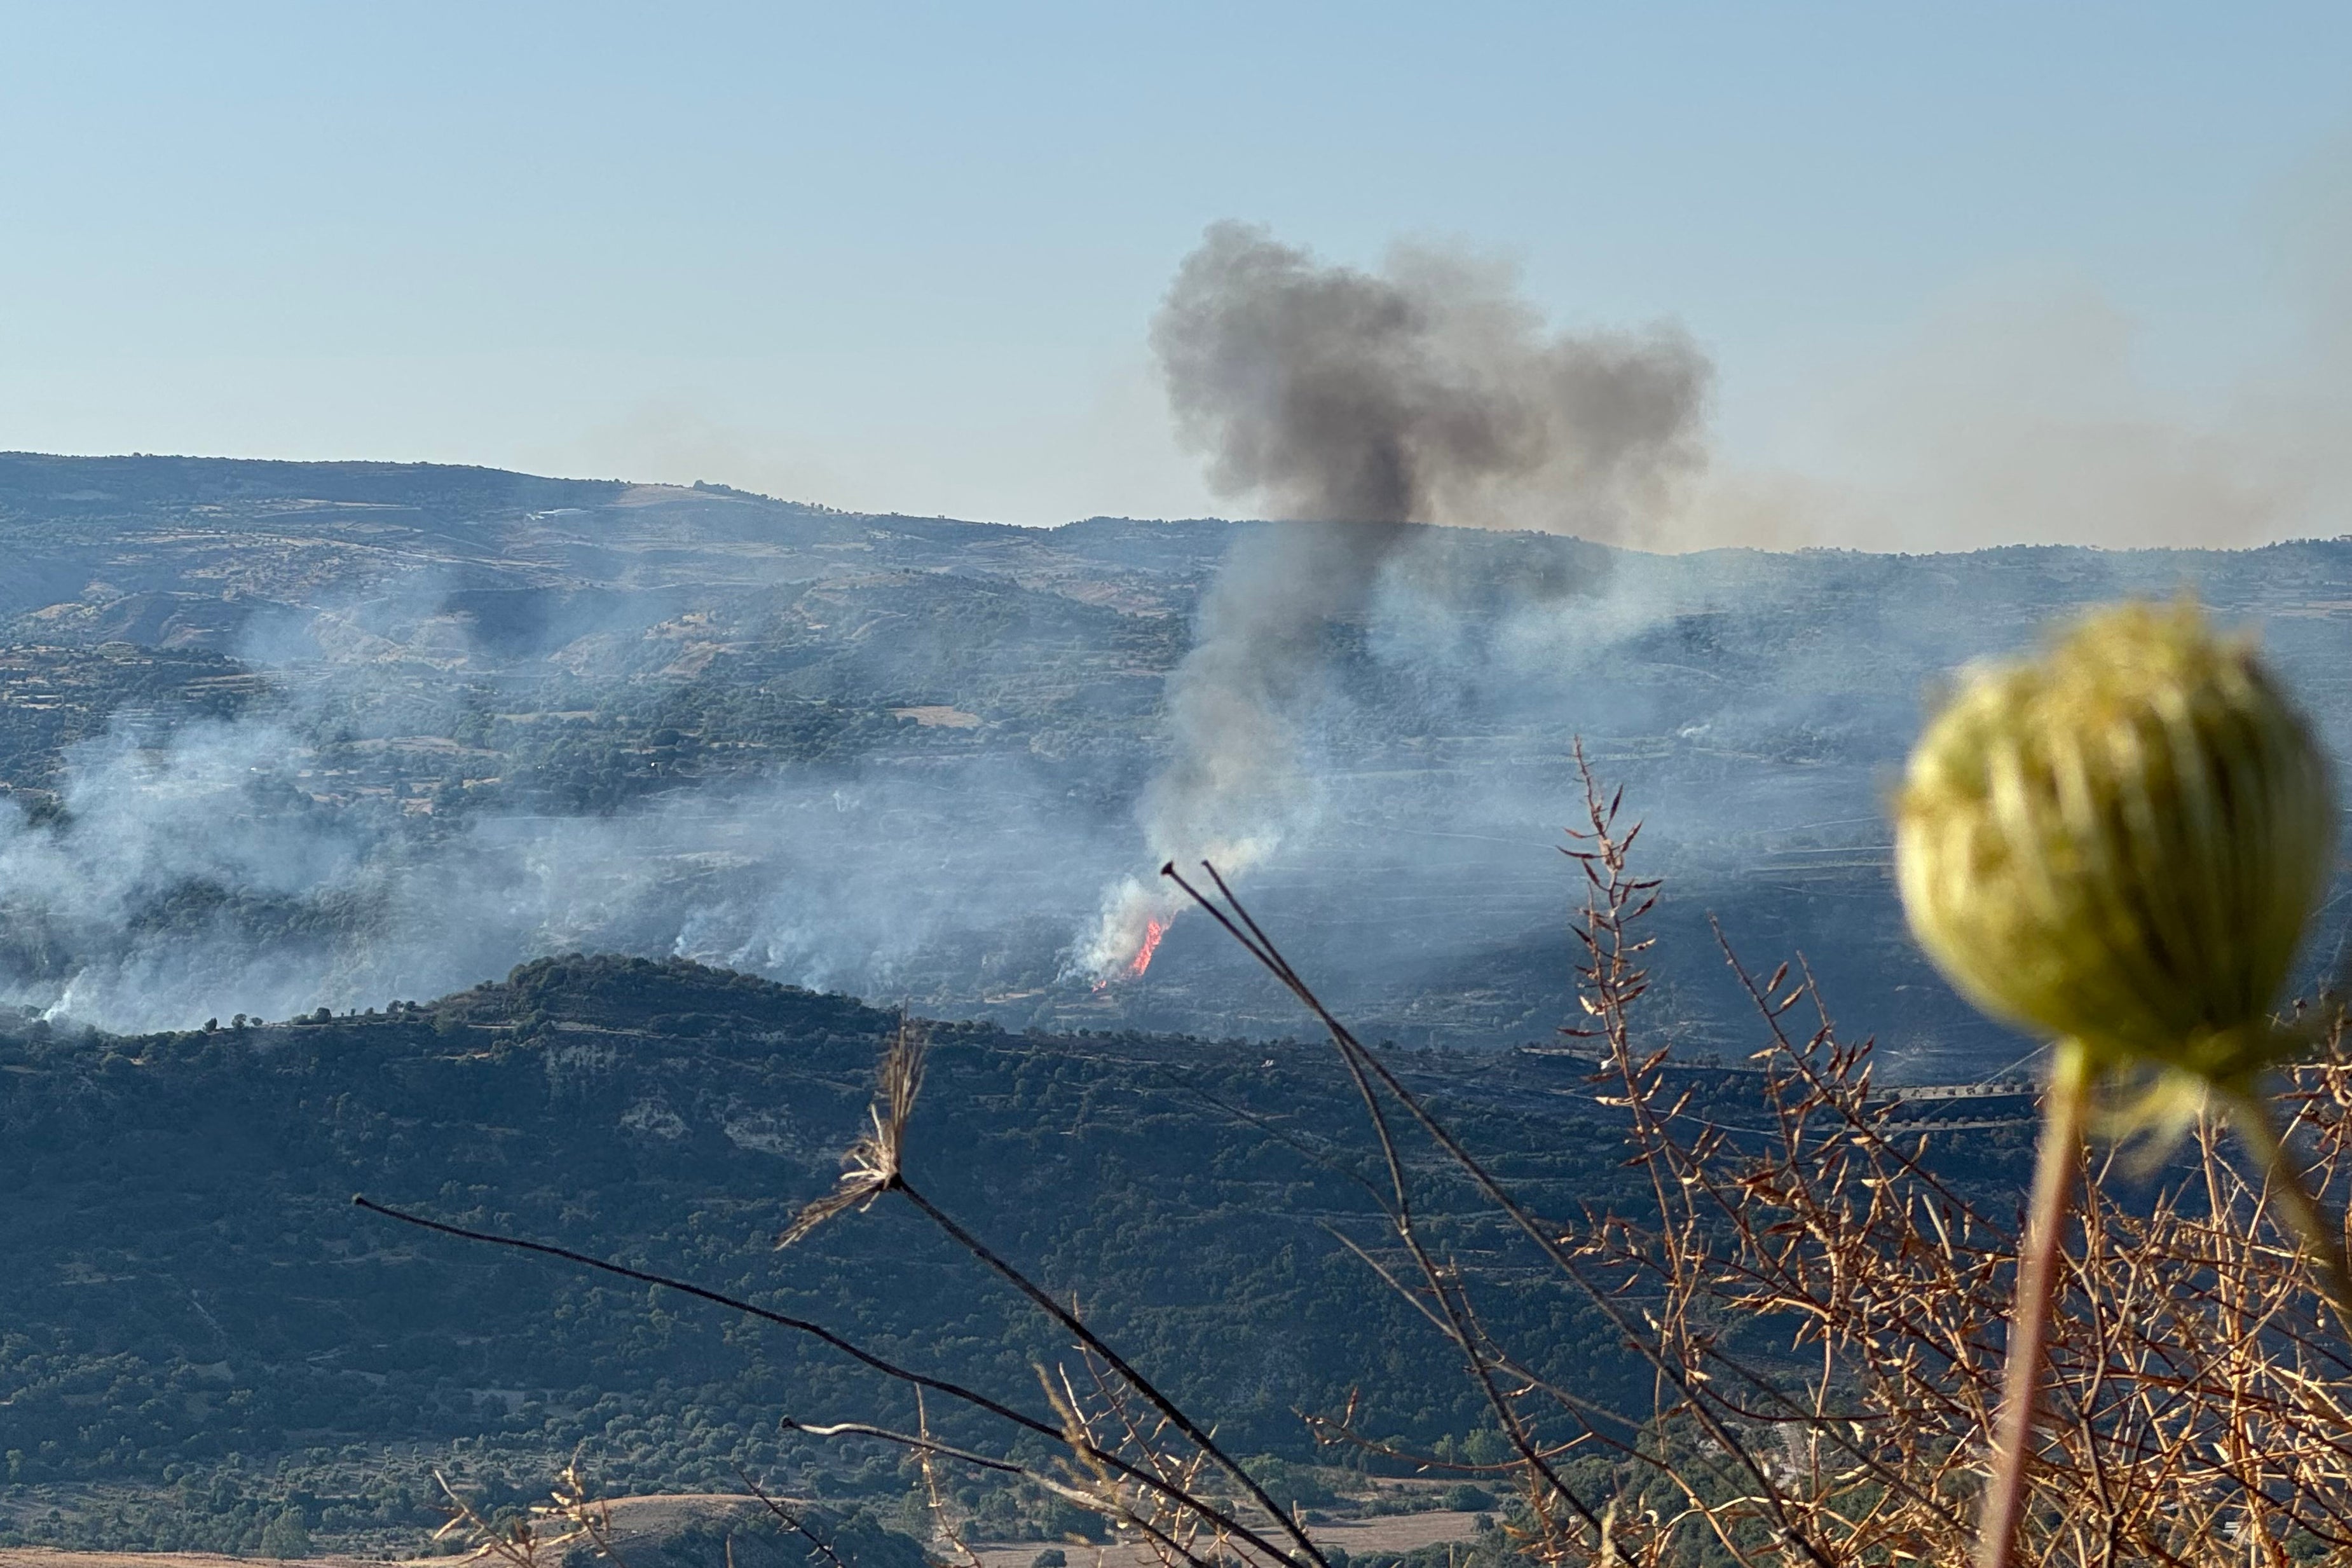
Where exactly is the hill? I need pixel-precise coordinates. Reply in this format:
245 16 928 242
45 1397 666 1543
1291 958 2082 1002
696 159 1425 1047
5 454 2351 1068
10 954 1939 1555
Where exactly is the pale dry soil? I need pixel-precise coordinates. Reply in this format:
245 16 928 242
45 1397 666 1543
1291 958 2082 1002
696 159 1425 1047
0 1494 764 1568
0 1496 1491 1568
952 1507 1493 1568
0 1555 393 1568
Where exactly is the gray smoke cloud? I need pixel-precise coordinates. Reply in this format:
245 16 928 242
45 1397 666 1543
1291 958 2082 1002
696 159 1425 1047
0 564 1156 1033
0 705 1139 1035
1156 222 1710 532
1081 222 1712 975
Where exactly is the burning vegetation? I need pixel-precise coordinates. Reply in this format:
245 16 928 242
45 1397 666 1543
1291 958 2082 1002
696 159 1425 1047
1126 915 1168 979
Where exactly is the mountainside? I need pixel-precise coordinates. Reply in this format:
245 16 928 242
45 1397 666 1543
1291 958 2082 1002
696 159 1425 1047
4 955 1952 1554
2 453 2348 1069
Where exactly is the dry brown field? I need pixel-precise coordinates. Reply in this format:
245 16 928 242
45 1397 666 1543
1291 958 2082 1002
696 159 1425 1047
961 1508 1491 1568
0 1496 1489 1568
0 1554 402 1568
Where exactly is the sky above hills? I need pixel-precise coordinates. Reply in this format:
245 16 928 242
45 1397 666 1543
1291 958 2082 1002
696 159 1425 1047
6 2 2352 549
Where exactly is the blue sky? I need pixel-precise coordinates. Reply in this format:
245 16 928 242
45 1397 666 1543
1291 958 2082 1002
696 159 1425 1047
6 2 2350 545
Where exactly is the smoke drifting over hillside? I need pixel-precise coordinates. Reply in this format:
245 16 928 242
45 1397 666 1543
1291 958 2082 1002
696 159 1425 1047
8 208 2342 1056
0 706 1134 1035
1083 222 1710 977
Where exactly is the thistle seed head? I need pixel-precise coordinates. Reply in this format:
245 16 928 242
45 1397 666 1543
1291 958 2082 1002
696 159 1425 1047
1894 600 2335 1082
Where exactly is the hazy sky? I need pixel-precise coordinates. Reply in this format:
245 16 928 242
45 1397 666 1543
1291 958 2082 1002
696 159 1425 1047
6 2 2351 547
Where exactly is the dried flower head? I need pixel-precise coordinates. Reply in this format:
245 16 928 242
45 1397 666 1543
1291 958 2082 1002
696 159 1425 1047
780 1018 926 1246
1894 600 2334 1083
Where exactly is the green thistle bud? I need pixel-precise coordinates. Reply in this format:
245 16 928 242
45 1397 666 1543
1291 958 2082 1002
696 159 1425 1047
1895 601 2335 1083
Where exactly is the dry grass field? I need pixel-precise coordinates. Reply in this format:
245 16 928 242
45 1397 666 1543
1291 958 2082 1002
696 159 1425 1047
0 1553 400 1568
0 1498 1493 1568
961 1509 1492 1568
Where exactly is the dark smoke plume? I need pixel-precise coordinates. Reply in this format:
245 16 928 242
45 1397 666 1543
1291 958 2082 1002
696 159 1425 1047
1084 222 1711 975
1155 221 1709 531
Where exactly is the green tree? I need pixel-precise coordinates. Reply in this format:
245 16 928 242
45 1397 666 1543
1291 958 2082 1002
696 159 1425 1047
259 1507 310 1558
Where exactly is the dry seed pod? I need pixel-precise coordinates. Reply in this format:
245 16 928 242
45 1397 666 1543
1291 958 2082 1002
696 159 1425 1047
1895 601 2334 1082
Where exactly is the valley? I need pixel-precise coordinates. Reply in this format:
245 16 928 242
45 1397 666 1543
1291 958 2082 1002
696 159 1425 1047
7 456 2351 1068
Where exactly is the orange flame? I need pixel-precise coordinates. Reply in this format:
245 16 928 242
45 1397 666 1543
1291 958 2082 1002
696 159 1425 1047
1126 917 1168 979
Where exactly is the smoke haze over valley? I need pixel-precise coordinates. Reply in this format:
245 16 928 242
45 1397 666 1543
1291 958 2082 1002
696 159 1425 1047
13 220 2352 1072
4 450 2351 1079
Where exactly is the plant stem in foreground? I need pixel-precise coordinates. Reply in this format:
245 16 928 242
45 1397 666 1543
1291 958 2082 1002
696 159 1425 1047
1975 1037 2091 1568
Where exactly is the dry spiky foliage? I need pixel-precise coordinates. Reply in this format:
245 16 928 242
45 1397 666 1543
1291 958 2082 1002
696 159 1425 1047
432 1457 628 1568
1432 754 2352 1567
903 1387 990 1568
773 999 1332 1568
1041 1346 1224 1568
779 1016 925 1246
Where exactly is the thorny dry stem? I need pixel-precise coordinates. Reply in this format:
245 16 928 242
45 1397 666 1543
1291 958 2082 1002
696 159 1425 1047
732 1467 852 1568
432 1457 629 1568
911 1386 989 1568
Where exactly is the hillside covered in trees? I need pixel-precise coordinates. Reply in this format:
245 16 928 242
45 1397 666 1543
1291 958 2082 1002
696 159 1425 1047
0 955 1624 1550
0 953 2027 1556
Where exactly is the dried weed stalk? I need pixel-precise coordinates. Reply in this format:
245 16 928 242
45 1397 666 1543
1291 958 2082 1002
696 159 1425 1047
432 1457 629 1568
779 1016 925 1246
1041 1347 1224 1568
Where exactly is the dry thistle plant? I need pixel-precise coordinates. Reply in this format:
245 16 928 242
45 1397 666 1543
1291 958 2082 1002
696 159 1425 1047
1039 1348 1224 1568
1894 599 2346 1567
